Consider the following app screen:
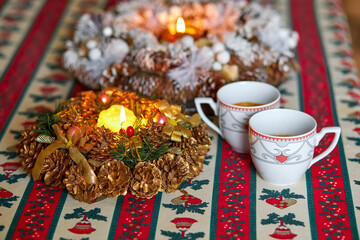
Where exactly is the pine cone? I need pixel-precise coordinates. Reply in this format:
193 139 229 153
98 160 132 198
101 63 180 103
174 137 206 179
155 153 190 193
18 126 46 174
56 109 82 131
87 126 119 167
192 123 211 146
141 124 170 148
63 165 102 203
42 149 72 187
134 49 171 75
130 162 162 199
193 69 226 100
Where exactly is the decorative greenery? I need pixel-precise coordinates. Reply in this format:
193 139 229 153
0 196 19 208
111 136 170 169
0 173 27 184
34 103 65 137
163 202 209 214
347 137 360 146
64 207 107 221
161 230 205 240
0 151 18 160
261 213 304 226
179 179 210 190
349 158 360 164
259 188 305 200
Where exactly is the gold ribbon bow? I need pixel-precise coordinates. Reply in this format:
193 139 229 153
156 100 202 142
32 124 99 185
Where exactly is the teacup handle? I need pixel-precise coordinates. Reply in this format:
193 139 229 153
194 97 222 137
309 127 341 168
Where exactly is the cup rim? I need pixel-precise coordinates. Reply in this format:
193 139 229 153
249 109 317 141
217 81 281 111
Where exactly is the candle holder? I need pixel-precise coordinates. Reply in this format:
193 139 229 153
64 0 299 105
17 89 211 202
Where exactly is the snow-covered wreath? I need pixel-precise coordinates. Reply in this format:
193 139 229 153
64 0 299 104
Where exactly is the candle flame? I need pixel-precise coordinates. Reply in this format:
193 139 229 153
176 17 185 33
120 106 126 125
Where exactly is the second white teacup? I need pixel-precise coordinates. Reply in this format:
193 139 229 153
195 81 281 153
249 109 341 186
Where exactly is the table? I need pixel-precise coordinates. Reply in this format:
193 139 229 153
0 0 359 239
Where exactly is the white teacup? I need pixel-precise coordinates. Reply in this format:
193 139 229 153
195 81 281 153
249 109 341 186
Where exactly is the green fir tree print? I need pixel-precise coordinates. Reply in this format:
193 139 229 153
261 213 305 227
64 208 107 221
30 94 62 103
161 230 205 240
179 179 210 190
0 151 18 160
0 173 27 184
259 188 305 200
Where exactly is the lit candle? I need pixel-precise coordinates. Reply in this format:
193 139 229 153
161 17 187 42
97 105 137 133
176 17 185 33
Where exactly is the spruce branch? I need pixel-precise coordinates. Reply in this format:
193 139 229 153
111 135 170 169
34 103 65 137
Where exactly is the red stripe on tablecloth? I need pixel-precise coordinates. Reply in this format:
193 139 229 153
11 181 64 239
105 0 122 9
113 193 155 239
0 0 6 10
291 0 352 239
0 0 67 130
215 141 251 239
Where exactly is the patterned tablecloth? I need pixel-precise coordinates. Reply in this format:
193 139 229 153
0 0 360 239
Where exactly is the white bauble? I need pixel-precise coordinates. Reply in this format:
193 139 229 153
212 42 225 53
181 35 194 48
86 40 98 49
216 51 230 64
102 26 113 37
212 61 222 71
88 48 102 60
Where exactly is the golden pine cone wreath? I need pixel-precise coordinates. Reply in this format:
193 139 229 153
17 88 211 202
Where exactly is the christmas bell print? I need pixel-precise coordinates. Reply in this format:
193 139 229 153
68 214 96 234
270 220 297 239
0 162 21 178
171 217 197 238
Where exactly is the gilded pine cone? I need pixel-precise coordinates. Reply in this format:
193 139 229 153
42 149 72 187
155 153 190 193
63 165 102 203
141 124 170 148
98 160 132 198
87 126 119 167
56 109 82 131
192 123 211 146
174 137 206 179
130 162 162 199
18 126 46 174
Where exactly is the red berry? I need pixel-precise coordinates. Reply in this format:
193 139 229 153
127 126 134 136
119 128 126 134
